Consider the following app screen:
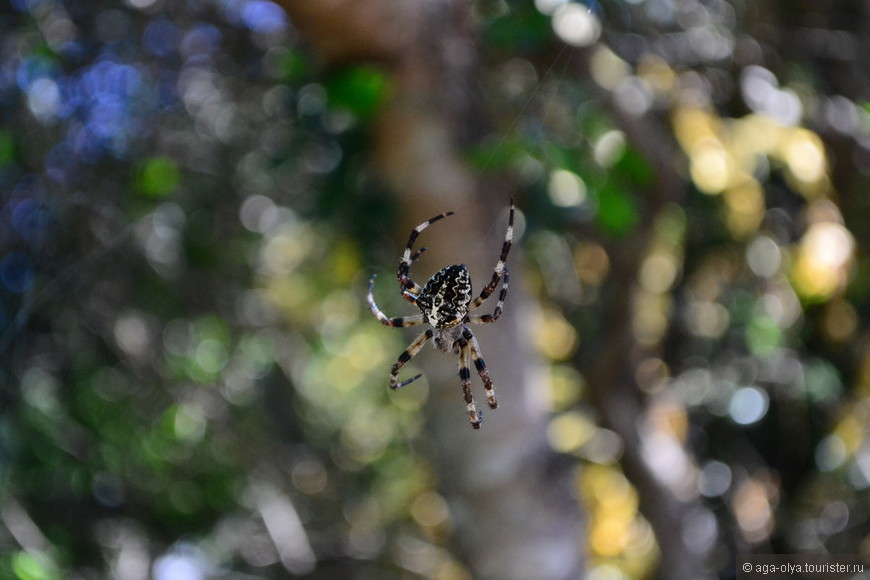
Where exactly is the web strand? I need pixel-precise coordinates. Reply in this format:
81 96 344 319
453 37 575 239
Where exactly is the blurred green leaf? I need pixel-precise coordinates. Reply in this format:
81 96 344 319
325 66 391 120
482 3 551 50
746 315 782 357
135 157 180 198
595 183 638 236
0 129 15 169
614 148 654 187
278 48 308 81
10 552 59 580
804 359 843 404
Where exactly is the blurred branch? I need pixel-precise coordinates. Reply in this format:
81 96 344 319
278 0 418 63
568 47 717 580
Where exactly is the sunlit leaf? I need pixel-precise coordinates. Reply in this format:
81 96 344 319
10 552 59 580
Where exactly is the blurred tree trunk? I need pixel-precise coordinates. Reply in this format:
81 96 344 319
279 1 585 579
574 53 718 580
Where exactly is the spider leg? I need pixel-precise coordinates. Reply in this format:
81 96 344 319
368 275 425 327
469 198 514 310
398 211 454 301
462 327 498 409
468 266 509 324
400 246 429 302
390 329 434 389
457 335 483 429
409 246 428 264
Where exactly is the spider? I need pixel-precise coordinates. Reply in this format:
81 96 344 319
367 199 514 429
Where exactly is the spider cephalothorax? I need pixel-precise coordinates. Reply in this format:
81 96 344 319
367 200 514 429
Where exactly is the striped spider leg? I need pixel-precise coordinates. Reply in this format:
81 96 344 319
367 199 515 429
456 333 483 428
397 210 453 303
468 266 509 325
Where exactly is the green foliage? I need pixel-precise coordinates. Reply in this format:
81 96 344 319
481 0 552 51
594 182 639 236
9 552 61 580
613 148 654 188
276 48 309 81
135 157 180 198
324 65 391 120
0 130 15 169
746 315 782 358
592 148 650 236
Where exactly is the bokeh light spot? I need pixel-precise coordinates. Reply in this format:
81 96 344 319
815 434 847 472
723 179 765 238
114 312 151 359
728 386 769 425
689 139 732 194
547 411 596 453
547 169 587 207
240 194 280 233
639 252 678 294
698 460 732 497
589 47 630 91
746 312 783 356
241 0 288 35
410 491 450 528
195 339 229 375
27 77 61 122
593 130 626 168
792 221 854 300
746 236 781 278
552 4 601 47
782 129 826 186
686 301 730 338
732 477 774 543
534 308 579 360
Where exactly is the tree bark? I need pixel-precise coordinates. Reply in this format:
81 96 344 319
279 1 585 578
573 49 718 580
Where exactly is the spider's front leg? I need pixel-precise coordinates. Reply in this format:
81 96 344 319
398 211 454 301
456 335 483 429
468 198 514 311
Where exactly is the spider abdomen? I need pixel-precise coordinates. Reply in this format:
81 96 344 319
415 264 472 329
